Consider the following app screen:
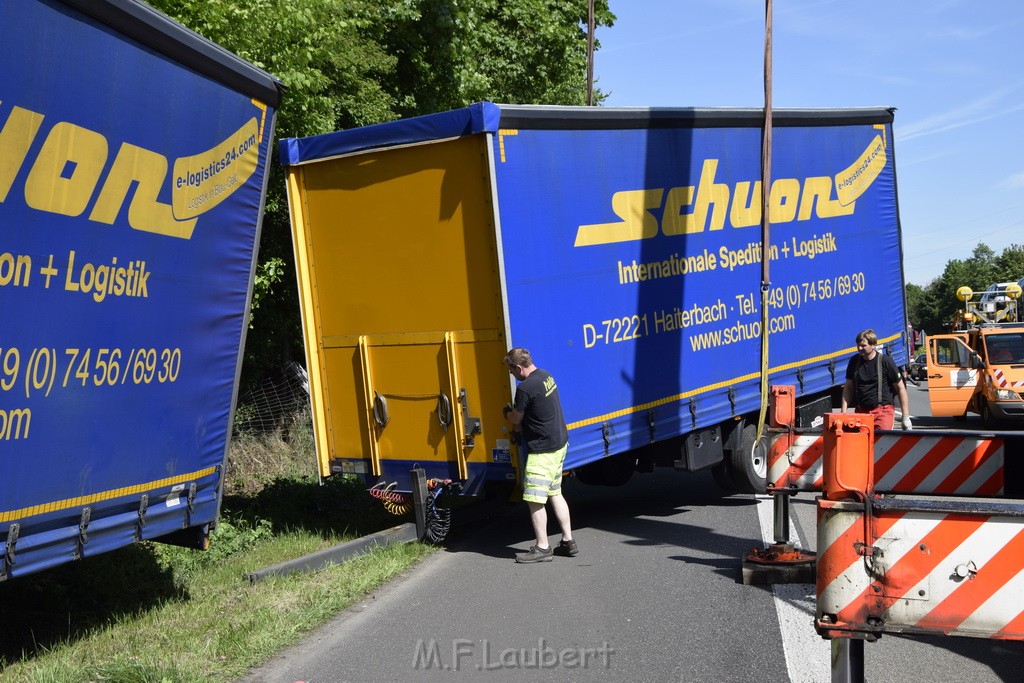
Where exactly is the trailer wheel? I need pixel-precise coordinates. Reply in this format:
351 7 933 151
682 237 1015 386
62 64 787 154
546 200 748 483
572 462 604 486
573 453 636 487
602 454 636 486
727 424 768 494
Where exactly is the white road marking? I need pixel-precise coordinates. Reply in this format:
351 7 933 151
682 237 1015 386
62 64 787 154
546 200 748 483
755 493 830 682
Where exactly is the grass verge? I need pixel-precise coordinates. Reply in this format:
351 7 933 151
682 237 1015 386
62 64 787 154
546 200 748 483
0 410 436 682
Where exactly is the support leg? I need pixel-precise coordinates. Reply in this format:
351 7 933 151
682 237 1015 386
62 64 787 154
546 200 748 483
831 638 865 683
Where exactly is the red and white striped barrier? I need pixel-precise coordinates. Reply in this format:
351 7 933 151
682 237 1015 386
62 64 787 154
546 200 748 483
815 413 1024 643
817 498 1024 640
768 432 1005 496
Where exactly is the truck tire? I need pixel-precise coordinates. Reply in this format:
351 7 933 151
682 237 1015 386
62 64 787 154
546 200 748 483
980 397 994 425
711 462 738 492
599 453 636 486
727 424 768 494
572 462 604 486
573 453 636 487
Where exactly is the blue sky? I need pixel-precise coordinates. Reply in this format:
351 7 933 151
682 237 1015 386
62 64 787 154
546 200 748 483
594 0 1024 287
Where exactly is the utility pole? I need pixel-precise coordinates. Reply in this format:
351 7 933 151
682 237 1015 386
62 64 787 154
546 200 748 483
587 0 595 105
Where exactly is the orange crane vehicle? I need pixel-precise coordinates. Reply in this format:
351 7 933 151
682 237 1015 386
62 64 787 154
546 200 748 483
925 283 1024 423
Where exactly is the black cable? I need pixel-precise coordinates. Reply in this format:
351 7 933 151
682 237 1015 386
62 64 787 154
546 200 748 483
423 481 463 544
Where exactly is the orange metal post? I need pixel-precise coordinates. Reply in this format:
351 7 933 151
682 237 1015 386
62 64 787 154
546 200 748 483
742 385 815 584
769 385 796 428
822 413 874 502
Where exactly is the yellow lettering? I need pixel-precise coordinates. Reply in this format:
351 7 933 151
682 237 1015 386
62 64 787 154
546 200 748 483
0 407 31 440
23 122 107 217
729 181 761 228
798 176 855 221
835 134 887 206
574 189 663 246
662 185 695 234
0 252 31 287
65 250 79 292
695 159 730 231
663 159 730 234
768 178 800 224
90 143 197 239
0 105 45 202
1 100 260 240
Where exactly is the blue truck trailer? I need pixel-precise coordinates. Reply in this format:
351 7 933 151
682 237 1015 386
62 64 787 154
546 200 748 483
0 0 281 579
280 103 908 498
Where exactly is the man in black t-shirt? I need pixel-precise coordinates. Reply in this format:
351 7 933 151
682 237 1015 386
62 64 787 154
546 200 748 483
840 329 912 431
503 347 576 563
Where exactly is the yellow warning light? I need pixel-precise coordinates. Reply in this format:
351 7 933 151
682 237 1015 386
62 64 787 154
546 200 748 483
956 286 974 302
1007 283 1022 300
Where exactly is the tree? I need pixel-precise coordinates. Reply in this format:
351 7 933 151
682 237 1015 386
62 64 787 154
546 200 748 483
369 1 613 116
147 0 615 392
449 0 614 107
994 243 1024 279
910 242 1024 335
904 282 926 341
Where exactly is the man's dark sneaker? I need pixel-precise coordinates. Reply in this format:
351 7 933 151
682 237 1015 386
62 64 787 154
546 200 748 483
515 545 554 563
554 539 578 557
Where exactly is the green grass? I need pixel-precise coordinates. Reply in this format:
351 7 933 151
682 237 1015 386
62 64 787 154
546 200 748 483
0 411 436 682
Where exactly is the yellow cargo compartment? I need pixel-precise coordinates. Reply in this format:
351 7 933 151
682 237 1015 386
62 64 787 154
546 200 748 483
285 134 515 490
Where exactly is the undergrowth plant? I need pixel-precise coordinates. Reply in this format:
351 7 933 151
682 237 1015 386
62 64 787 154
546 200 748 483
0 406 427 682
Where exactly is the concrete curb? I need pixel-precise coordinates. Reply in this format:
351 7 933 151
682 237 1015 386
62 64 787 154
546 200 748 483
245 522 419 584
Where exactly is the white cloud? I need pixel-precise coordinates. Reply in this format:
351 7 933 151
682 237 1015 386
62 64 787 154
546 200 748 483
999 172 1024 189
897 86 1024 142
897 150 953 167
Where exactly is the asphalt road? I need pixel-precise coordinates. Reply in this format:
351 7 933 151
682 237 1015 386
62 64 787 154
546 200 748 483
242 381 1022 682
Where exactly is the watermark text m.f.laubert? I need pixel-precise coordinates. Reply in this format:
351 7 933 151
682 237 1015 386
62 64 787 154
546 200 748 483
412 638 614 672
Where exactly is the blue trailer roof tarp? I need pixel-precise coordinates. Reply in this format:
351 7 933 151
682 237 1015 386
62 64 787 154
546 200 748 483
279 102 895 165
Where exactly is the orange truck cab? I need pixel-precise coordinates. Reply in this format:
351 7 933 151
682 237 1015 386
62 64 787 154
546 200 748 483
926 284 1024 423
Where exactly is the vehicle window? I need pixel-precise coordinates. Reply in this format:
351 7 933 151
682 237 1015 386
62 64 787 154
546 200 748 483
933 338 966 366
988 333 1024 363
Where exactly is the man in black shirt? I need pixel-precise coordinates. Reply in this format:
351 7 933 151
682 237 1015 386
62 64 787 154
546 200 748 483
503 347 576 563
840 329 912 430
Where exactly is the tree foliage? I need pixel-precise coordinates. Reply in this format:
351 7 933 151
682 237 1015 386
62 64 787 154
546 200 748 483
906 242 1024 335
449 0 613 107
146 0 614 391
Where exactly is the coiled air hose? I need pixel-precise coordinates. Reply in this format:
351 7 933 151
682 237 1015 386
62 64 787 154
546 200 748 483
423 479 463 544
369 479 464 543
369 482 412 516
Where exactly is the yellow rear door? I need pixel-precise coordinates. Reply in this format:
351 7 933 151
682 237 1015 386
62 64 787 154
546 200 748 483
287 135 513 483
